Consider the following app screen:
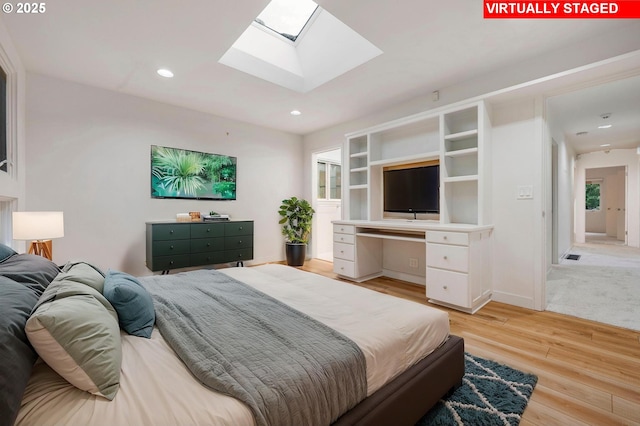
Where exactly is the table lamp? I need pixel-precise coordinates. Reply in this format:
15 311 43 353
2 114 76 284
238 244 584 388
12 211 64 260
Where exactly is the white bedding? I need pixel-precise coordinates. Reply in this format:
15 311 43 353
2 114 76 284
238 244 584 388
17 264 449 426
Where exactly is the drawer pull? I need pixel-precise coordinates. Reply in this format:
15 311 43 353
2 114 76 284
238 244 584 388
169 230 174 234
341 267 344 270
443 236 448 240
340 227 344 231
340 237 344 241
443 285 448 290
170 245 174 250
169 261 174 265
238 240 242 244
340 250 344 254
443 256 448 260
206 243 211 247
206 228 211 232
239 227 243 230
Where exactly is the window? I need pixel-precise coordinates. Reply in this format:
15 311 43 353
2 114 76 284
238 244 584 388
585 182 601 211
317 161 341 200
0 65 6 173
254 0 318 42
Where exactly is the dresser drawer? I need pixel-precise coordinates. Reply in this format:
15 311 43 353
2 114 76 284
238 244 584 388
152 240 191 256
334 242 355 261
224 236 253 250
221 248 253 263
426 243 469 272
224 221 253 236
151 224 190 241
151 254 191 271
426 231 469 246
333 224 355 235
190 223 224 239
191 252 226 267
333 233 355 244
333 258 355 278
190 237 224 253
426 268 469 307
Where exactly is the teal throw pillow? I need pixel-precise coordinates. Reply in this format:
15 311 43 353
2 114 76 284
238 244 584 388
0 243 17 262
103 270 155 338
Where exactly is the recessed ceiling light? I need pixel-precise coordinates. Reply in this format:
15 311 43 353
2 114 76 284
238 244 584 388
600 143 611 147
290 110 301 116
598 124 612 129
157 68 174 78
576 131 588 136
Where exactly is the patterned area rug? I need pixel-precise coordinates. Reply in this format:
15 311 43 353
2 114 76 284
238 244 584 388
416 353 538 426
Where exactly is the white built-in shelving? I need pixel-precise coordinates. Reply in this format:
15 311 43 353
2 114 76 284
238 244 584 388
343 101 491 226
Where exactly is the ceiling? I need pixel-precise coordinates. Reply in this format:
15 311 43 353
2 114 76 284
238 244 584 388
2 0 640 153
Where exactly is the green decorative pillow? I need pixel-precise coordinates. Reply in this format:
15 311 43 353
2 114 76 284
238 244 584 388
103 269 155 338
58 260 106 293
25 264 121 400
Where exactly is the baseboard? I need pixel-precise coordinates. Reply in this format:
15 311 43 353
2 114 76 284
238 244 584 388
491 290 536 310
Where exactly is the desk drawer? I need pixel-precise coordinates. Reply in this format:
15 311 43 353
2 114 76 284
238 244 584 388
333 224 355 235
333 258 355 278
334 242 355 261
426 243 468 272
334 233 355 244
426 267 469 307
426 231 469 246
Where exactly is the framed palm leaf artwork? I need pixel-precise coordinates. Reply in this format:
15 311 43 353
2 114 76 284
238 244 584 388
151 145 237 200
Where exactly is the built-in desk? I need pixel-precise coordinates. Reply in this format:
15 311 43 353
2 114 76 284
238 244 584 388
333 220 492 314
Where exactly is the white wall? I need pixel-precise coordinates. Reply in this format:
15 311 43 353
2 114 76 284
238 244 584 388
575 151 639 247
490 98 543 308
25 73 303 275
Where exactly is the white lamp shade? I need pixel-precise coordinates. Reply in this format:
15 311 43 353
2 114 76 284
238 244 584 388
12 211 65 240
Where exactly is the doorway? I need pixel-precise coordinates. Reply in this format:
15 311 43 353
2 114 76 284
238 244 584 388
585 166 627 246
311 148 342 262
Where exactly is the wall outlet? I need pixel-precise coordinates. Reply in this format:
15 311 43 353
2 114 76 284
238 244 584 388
409 258 419 268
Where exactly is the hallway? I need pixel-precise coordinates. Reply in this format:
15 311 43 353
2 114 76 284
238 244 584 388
546 241 640 331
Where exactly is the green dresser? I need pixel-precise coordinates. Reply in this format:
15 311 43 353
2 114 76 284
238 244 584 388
145 220 254 272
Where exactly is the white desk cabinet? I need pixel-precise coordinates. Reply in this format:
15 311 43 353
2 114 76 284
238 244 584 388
333 220 492 314
426 229 492 313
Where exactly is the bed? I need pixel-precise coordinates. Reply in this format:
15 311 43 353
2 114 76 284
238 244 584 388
0 244 464 426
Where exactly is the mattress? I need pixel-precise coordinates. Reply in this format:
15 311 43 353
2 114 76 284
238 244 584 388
17 264 449 426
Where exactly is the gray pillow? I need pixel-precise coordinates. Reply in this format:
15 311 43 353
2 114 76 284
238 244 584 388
0 253 61 296
0 276 40 426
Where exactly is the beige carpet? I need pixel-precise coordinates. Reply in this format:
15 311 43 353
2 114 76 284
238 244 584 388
546 242 640 332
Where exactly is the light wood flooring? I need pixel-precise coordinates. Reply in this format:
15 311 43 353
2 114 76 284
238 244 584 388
297 259 640 426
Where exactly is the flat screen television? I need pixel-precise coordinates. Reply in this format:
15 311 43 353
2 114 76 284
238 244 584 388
151 145 237 200
383 165 439 214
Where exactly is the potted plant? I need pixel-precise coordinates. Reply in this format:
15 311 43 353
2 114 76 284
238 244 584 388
278 197 315 266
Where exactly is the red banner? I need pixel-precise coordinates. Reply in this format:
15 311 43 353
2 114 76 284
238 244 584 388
484 1 640 18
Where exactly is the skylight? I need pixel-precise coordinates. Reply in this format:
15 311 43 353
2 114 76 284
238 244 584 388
255 0 318 42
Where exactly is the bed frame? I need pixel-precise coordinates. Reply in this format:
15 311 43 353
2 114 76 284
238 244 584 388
333 335 464 426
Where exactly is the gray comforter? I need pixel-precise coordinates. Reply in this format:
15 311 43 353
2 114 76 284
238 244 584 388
140 269 367 426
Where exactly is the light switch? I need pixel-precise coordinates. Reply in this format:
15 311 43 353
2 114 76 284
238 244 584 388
517 185 533 200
